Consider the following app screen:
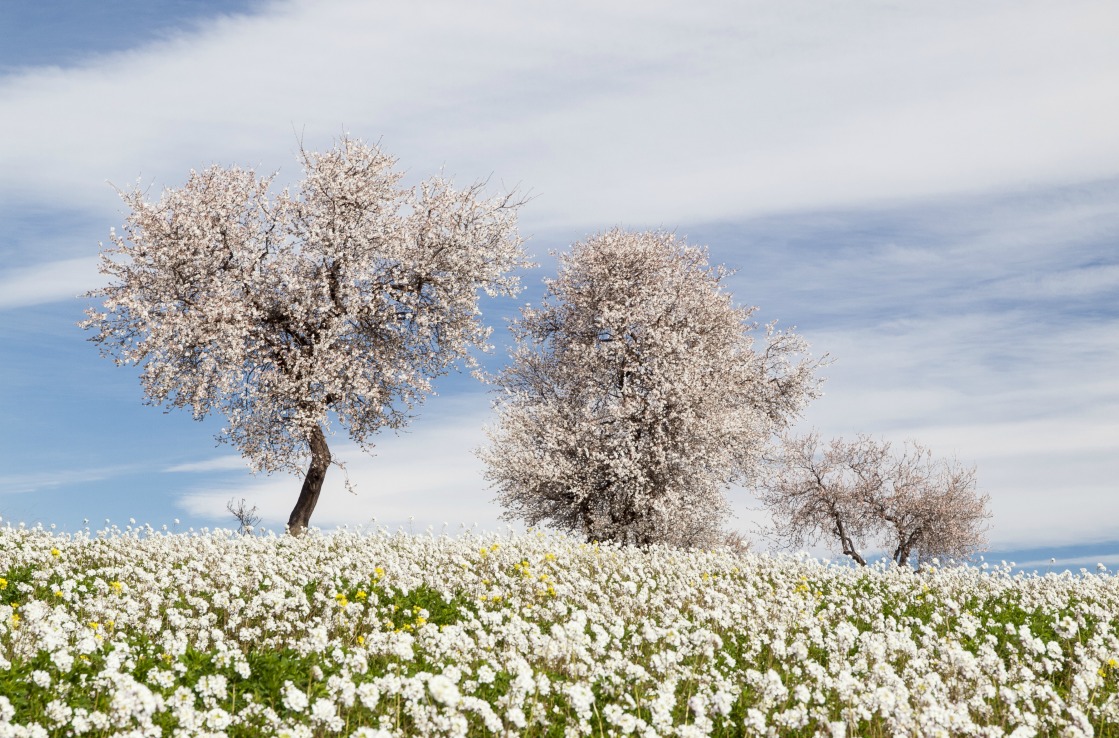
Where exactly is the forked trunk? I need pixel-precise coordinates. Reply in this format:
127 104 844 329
287 425 330 536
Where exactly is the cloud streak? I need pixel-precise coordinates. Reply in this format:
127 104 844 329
3 1 1118 230
0 464 142 496
165 456 252 473
175 396 505 532
0 257 100 309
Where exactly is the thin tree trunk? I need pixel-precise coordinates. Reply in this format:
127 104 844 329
834 517 867 567
287 425 330 536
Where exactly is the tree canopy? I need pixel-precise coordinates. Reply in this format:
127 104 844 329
83 136 527 532
481 229 822 546
757 433 990 567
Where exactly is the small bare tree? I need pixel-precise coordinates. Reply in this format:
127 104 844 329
757 433 990 567
481 229 822 547
720 529 753 556
83 136 527 534
226 497 261 533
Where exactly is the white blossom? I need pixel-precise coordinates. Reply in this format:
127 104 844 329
83 136 527 533
282 681 309 713
0 696 13 723
482 229 821 546
428 674 461 706
309 697 342 731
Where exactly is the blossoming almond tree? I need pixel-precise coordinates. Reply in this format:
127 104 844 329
758 433 990 567
481 229 822 547
82 136 527 534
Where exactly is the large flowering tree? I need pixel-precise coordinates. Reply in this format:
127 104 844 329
83 137 527 533
481 229 822 547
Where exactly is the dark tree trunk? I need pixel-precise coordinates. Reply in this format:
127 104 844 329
287 425 330 536
833 517 867 567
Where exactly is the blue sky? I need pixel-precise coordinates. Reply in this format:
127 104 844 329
1 0 1117 570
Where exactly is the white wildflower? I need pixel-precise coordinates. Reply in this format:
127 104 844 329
310 697 343 731
282 680 309 713
428 674 461 706
567 682 595 721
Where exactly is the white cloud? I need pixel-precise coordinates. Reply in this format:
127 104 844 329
995 264 1119 301
786 313 1119 551
176 396 507 532
0 257 100 309
165 456 251 473
1009 554 1119 573
0 464 138 495
2 0 1118 233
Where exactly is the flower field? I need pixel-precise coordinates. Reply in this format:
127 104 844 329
1 525 1117 737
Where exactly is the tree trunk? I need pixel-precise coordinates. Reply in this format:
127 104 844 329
287 425 330 536
833 517 867 567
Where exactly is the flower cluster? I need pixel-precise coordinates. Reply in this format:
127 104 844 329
1 524 1117 736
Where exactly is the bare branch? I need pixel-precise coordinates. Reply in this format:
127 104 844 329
757 433 990 567
225 497 261 534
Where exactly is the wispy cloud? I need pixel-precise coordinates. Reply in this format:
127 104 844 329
175 396 506 532
997 554 1119 575
165 456 251 473
714 179 1119 329
0 257 100 310
0 464 139 495
2 1 1118 234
